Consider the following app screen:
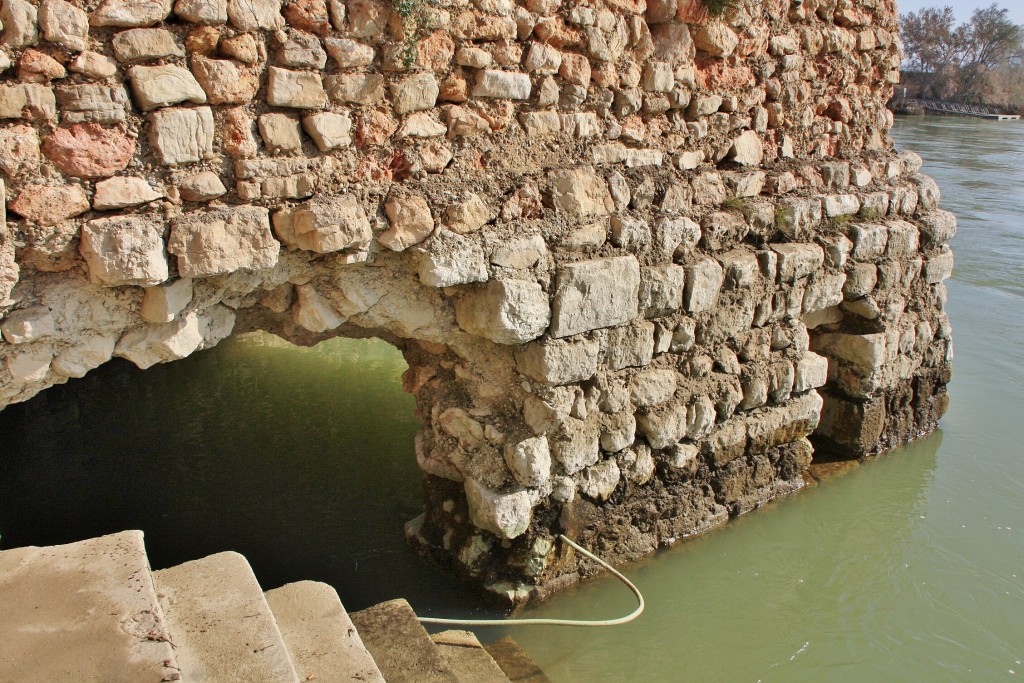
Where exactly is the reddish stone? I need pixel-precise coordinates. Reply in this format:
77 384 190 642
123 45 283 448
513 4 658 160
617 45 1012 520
186 26 222 56
694 60 754 90
676 0 708 23
439 77 468 103
416 31 455 73
43 124 135 179
559 53 591 87
9 184 90 226
18 49 66 84
533 17 583 48
357 109 398 147
283 0 331 35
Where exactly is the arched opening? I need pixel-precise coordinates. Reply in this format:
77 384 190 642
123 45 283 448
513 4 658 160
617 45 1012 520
0 332 495 614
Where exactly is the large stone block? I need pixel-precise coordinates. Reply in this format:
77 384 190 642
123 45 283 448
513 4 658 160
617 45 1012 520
771 243 825 282
167 206 279 277
417 230 487 288
639 265 685 317
455 279 550 345
128 65 207 110
148 107 214 164
604 321 655 371
272 196 371 254
114 313 204 369
514 338 600 385
464 479 532 540
80 216 169 287
813 333 887 372
549 168 614 217
550 256 640 338
683 257 724 313
504 436 551 488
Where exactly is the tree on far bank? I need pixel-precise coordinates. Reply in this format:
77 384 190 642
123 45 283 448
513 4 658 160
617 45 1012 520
900 3 1023 110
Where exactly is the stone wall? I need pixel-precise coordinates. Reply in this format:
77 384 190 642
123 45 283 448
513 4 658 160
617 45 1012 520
0 0 954 603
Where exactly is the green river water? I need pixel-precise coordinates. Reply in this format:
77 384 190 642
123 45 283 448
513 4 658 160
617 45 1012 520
1 116 1022 681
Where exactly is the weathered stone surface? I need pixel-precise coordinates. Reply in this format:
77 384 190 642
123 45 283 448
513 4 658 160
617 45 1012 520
267 67 327 108
191 58 259 105
814 333 886 371
325 38 374 67
273 196 371 254
1 306 56 344
227 0 283 30
729 130 764 166
149 107 215 164
91 0 172 26
112 28 184 62
258 112 303 152
43 124 134 178
114 313 203 368
302 112 352 151
39 0 88 51
325 74 384 105
551 256 640 338
80 216 169 286
683 257 724 313
631 368 677 408
772 243 825 282
141 278 193 323
128 65 207 110
550 168 614 217
605 321 655 371
794 352 828 392
5 349 52 384
464 479 532 540
9 184 90 226
417 230 487 288
391 73 439 115
455 279 550 345
380 192 434 252
1 0 39 47
514 337 599 385
93 176 162 210
68 52 119 79
177 171 226 202
639 264 685 317
578 459 620 502
504 436 551 488
0 84 56 121
0 125 39 176
473 70 532 99
293 283 344 332
55 85 130 125
167 206 278 277
693 21 738 57
444 194 491 234
174 0 228 23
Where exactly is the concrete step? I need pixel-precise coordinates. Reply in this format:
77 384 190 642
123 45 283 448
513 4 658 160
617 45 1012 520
483 637 551 683
431 630 510 683
264 580 384 683
0 530 180 682
153 551 298 683
350 598 460 683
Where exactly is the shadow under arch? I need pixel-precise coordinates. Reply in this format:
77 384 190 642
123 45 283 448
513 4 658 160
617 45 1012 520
0 331 498 616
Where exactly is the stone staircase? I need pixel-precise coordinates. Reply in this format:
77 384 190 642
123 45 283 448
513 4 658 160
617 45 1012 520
0 530 548 683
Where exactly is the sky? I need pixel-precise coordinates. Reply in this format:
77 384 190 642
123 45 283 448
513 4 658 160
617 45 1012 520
897 0 1024 25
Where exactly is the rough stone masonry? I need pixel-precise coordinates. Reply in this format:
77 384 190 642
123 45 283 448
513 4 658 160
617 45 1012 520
0 0 954 603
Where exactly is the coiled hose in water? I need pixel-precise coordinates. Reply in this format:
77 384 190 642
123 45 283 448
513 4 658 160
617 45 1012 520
417 534 644 628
